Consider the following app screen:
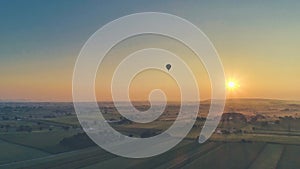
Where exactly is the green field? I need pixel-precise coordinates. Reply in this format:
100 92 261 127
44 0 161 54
182 143 265 169
248 144 283 169
0 139 49 165
1 100 300 168
0 130 79 153
44 116 80 126
277 145 300 169
3 141 300 169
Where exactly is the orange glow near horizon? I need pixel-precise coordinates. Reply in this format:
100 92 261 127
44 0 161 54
0 33 299 102
225 76 244 98
227 81 239 90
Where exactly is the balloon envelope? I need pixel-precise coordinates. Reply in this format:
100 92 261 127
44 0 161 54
166 64 171 71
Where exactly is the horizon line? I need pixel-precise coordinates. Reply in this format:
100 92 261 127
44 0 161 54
0 97 300 103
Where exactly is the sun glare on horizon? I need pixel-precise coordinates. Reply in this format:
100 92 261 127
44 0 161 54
226 80 240 90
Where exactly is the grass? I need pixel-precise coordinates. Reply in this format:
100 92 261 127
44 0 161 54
0 139 49 165
210 133 300 145
0 146 114 169
2 138 300 169
277 145 300 169
0 129 79 153
44 116 80 126
1 100 300 168
81 154 146 169
155 142 222 169
248 144 284 169
81 140 220 169
182 142 265 169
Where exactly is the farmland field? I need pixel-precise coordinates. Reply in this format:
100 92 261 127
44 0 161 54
0 129 79 153
0 139 49 165
1 99 300 169
248 144 284 169
277 145 300 169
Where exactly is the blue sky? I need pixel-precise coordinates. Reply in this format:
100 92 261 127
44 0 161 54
1 0 300 101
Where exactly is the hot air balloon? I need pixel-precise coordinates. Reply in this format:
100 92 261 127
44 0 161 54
166 64 171 71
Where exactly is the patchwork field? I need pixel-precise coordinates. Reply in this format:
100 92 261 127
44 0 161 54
2 141 300 169
0 139 49 165
1 99 300 168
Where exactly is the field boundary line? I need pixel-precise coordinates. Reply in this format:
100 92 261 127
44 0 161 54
168 142 224 169
0 146 99 168
245 143 267 169
0 137 51 154
275 145 287 169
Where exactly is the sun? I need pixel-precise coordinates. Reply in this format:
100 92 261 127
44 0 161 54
226 80 239 90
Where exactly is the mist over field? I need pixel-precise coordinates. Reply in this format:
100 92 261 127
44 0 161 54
0 99 299 168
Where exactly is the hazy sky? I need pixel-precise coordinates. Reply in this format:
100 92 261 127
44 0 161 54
1 0 300 101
